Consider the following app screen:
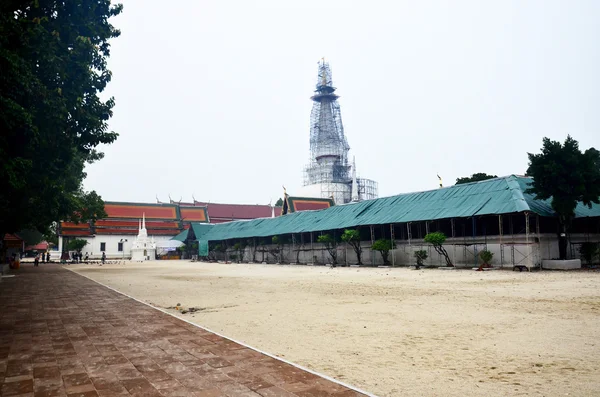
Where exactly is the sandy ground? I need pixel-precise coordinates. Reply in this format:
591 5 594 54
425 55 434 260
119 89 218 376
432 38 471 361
68 261 600 397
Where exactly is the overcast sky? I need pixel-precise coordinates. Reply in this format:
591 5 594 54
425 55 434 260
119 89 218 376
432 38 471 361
84 0 600 205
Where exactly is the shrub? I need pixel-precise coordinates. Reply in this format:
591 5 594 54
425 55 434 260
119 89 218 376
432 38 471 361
414 250 428 268
372 239 395 265
479 250 494 265
579 242 600 266
424 232 453 267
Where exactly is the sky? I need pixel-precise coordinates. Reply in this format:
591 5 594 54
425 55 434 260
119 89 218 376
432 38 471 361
84 0 600 205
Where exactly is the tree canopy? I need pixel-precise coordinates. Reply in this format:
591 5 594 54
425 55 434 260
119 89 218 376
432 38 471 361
526 136 600 258
526 136 600 220
0 1 122 239
455 173 498 185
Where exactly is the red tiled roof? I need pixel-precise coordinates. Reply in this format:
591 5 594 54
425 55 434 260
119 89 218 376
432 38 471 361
193 202 280 220
95 220 180 229
25 241 49 251
94 228 180 236
60 222 91 229
61 230 93 237
3 233 23 241
104 203 178 220
283 196 335 215
180 207 209 222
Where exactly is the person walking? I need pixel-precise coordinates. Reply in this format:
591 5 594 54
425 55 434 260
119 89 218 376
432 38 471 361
101 251 106 264
46 252 50 263
34 254 39 267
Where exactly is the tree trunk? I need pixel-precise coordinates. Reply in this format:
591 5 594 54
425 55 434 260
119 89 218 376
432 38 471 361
558 219 568 260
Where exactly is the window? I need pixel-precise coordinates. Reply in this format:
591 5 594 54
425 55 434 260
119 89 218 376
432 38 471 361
100 242 106 252
118 242 123 252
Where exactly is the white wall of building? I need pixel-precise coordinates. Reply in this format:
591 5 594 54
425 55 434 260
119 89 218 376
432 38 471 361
220 232 600 269
59 234 173 260
296 182 351 205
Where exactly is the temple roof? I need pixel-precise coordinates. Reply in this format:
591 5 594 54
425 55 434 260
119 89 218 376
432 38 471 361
281 196 335 215
187 202 281 221
58 202 210 237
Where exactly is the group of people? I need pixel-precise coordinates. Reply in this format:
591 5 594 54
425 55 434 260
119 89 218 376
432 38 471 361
33 252 51 266
60 251 106 264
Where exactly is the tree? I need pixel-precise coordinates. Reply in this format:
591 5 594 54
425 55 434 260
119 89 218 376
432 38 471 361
526 136 600 259
372 239 395 265
0 1 122 241
233 242 246 263
424 232 453 267
455 173 498 185
274 198 284 207
478 250 494 271
67 238 87 253
341 229 363 266
579 242 599 266
317 234 338 266
414 250 428 269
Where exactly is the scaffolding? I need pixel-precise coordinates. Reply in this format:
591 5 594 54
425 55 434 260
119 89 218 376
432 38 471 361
302 59 378 204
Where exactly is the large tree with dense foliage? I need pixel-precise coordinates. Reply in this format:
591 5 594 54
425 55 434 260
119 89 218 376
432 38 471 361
526 136 600 259
455 173 498 185
0 1 122 240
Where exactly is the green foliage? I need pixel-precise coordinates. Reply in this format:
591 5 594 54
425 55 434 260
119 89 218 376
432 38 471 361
414 250 428 266
424 232 447 246
341 229 363 265
372 239 395 265
317 234 338 265
371 239 394 252
275 198 284 207
213 244 227 253
67 238 87 252
17 229 44 247
479 250 494 265
272 236 280 245
526 136 600 259
455 173 498 185
527 136 600 219
424 232 453 267
233 242 246 263
341 229 360 243
0 1 122 238
579 242 600 265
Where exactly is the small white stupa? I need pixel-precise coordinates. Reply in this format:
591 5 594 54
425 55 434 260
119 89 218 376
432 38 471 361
130 213 156 261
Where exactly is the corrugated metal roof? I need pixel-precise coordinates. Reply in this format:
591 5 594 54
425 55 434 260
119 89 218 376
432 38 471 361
173 175 600 243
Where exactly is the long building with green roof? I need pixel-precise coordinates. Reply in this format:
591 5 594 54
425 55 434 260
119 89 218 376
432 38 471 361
175 175 600 269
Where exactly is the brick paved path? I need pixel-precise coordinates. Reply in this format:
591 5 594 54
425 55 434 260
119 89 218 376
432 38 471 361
0 265 368 397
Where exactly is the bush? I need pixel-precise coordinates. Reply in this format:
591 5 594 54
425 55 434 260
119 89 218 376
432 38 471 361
317 234 338 265
372 239 395 265
479 250 494 265
414 250 428 268
579 242 600 266
424 232 453 267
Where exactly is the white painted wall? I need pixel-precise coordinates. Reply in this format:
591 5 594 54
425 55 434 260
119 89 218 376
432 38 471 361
59 234 173 259
222 232 600 269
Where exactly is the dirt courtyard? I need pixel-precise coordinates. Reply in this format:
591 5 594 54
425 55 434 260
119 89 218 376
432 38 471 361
69 261 600 397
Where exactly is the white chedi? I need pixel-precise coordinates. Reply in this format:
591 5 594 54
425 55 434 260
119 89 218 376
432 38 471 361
130 213 156 261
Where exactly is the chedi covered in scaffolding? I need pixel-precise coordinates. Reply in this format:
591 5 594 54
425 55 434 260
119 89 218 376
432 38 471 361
298 60 378 204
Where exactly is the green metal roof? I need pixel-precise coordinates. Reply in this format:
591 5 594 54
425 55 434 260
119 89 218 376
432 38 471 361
173 175 600 242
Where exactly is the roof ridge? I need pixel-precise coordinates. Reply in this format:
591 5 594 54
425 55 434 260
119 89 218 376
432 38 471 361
504 175 531 213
